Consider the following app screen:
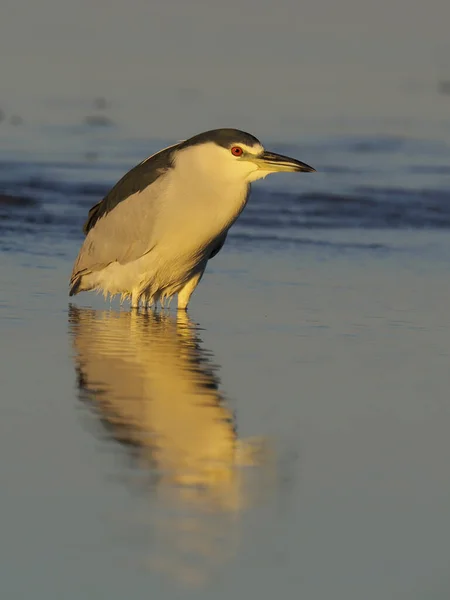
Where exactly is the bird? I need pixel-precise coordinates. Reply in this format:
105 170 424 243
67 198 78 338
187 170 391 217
69 128 315 310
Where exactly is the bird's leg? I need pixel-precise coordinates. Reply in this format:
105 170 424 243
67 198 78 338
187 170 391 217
131 289 140 309
177 268 205 310
139 291 150 310
152 290 162 311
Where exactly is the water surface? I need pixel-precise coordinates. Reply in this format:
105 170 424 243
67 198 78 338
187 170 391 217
1 72 450 598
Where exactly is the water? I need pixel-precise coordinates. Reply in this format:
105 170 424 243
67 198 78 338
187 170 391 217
2 4 450 589
1 116 450 599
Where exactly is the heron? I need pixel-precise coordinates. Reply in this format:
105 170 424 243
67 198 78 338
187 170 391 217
69 128 315 309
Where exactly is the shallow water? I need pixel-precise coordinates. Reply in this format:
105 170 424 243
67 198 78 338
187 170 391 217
2 98 450 598
2 221 450 598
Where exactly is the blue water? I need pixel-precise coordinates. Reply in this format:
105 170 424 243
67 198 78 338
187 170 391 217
3 0 450 594
1 108 450 599
2 121 450 252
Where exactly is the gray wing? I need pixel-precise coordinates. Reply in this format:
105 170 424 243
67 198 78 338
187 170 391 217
71 176 168 283
72 143 181 285
83 143 179 234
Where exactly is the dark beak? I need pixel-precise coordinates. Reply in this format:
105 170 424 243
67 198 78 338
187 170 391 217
254 150 316 173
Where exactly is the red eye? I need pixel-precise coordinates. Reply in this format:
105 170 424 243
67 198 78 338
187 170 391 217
231 146 243 157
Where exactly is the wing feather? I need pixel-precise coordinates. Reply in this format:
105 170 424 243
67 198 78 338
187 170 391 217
83 142 179 234
208 232 228 259
71 175 169 284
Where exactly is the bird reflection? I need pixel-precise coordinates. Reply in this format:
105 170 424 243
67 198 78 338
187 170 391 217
68 306 268 586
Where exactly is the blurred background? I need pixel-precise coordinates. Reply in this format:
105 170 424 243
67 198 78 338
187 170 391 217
2 2 450 599
2 0 450 239
1 0 450 139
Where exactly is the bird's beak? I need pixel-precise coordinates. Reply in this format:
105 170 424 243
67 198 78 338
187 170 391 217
251 150 316 173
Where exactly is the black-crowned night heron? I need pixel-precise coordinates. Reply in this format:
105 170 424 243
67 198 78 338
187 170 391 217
69 128 315 309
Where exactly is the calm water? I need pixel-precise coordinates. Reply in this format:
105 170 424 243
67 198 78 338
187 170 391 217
2 104 450 599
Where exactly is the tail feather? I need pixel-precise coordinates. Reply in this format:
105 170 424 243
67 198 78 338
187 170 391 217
69 277 82 297
69 269 91 297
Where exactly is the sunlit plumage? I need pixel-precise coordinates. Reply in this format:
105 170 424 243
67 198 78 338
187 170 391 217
69 128 315 309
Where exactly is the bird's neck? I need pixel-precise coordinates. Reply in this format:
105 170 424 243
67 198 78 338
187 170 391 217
169 171 249 249
176 169 249 218
202 178 250 228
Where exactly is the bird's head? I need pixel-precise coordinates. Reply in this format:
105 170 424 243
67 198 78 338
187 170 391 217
173 128 316 184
